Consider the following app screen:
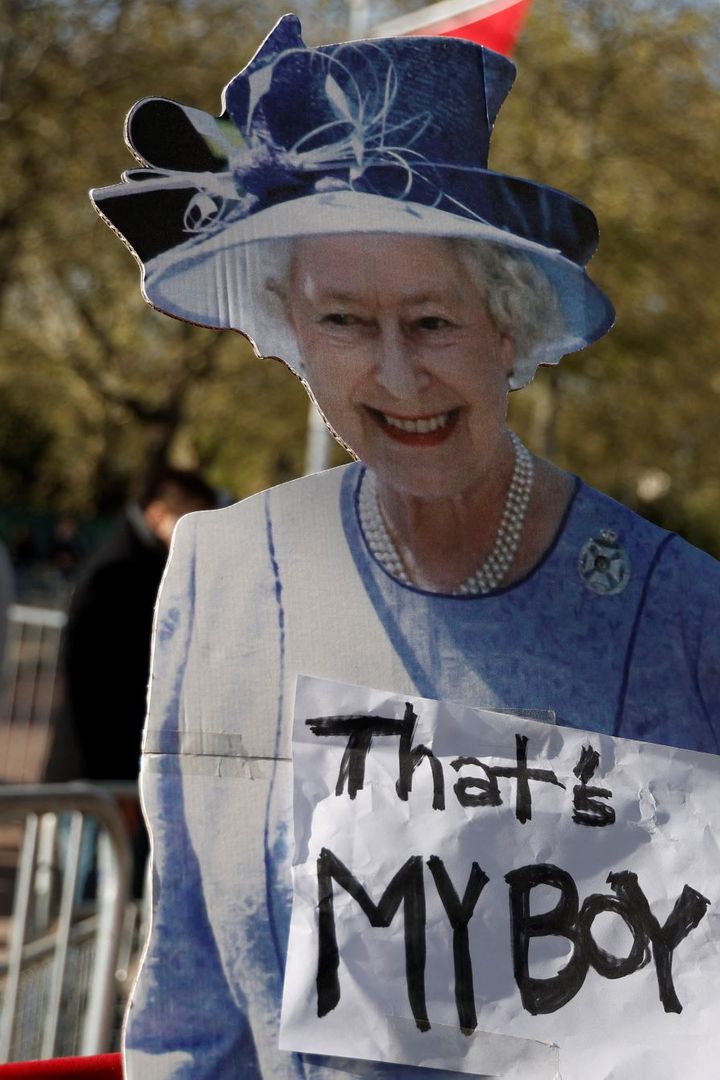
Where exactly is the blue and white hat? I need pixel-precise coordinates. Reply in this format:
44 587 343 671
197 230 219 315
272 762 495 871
91 14 614 388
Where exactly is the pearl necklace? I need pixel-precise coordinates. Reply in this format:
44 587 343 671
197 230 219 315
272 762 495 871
358 431 534 595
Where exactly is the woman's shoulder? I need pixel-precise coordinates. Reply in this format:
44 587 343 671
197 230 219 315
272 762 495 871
178 463 357 550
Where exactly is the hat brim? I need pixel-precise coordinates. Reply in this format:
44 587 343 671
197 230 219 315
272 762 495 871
93 186 614 389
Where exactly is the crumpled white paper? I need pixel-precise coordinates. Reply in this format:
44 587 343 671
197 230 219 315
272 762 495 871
280 676 718 1079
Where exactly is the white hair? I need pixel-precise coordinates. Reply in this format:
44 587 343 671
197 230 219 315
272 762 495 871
451 238 567 389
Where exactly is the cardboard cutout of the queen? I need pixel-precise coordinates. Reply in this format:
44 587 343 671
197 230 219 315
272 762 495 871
92 16 720 1079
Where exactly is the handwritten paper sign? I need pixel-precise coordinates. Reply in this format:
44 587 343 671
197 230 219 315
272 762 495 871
280 676 718 1079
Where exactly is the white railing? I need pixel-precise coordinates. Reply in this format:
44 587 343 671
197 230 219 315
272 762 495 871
0 784 134 1061
0 605 67 783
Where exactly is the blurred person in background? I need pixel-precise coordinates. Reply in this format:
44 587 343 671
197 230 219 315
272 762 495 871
63 467 216 785
48 515 85 582
58 468 215 896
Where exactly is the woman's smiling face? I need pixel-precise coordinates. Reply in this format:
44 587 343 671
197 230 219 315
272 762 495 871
288 234 514 499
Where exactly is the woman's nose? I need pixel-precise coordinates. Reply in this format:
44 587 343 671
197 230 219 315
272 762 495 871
373 327 430 399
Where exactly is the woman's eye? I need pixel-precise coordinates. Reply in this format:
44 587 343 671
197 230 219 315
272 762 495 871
417 316 451 331
321 312 356 327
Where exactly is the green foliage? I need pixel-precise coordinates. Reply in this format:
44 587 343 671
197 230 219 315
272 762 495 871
0 0 718 556
0 0 342 512
503 0 720 553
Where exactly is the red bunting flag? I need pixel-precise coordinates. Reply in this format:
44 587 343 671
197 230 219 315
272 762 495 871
372 0 533 57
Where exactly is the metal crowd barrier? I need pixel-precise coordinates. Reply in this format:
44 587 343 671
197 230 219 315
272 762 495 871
0 606 67 783
0 785 134 1062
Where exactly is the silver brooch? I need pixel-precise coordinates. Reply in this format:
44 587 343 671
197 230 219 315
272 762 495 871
578 529 631 595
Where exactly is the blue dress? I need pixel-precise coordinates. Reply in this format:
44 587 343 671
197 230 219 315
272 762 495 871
124 463 720 1078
